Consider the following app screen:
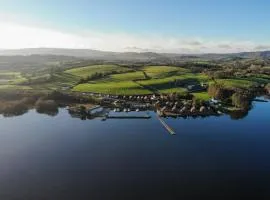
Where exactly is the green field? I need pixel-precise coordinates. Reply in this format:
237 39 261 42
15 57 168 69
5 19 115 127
71 70 151 95
158 88 188 94
244 74 270 84
0 65 209 95
142 66 188 78
216 79 256 89
2 64 268 98
110 71 145 81
192 92 211 101
0 72 27 85
137 73 208 94
29 73 80 91
73 81 151 95
0 85 32 91
65 65 131 78
71 65 209 95
138 73 208 85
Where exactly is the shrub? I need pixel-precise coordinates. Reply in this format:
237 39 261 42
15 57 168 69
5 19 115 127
265 83 270 94
192 97 204 108
231 92 250 109
208 83 233 100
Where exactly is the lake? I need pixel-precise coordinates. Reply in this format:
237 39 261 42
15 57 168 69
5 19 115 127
0 98 269 199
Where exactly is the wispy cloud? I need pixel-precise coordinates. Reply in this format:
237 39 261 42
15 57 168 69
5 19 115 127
254 45 270 51
0 21 269 54
217 44 232 49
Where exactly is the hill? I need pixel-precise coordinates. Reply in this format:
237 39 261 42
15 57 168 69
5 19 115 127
1 48 270 61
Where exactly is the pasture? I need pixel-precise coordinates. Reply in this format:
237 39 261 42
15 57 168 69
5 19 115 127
65 65 131 78
142 66 188 78
73 81 152 95
2 64 266 98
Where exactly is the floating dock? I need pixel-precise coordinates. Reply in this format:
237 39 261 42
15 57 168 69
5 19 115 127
158 116 176 135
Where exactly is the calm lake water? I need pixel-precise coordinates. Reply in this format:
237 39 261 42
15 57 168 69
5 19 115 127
0 99 269 199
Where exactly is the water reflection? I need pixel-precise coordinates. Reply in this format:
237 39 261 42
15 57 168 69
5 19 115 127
1 109 29 118
0 97 269 120
229 109 249 120
0 96 269 200
36 108 59 117
0 105 257 120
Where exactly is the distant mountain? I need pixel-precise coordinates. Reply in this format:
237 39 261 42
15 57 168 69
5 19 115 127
0 48 165 61
0 48 270 61
0 48 111 58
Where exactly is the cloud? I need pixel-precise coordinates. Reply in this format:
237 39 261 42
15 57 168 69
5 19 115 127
124 46 151 52
0 21 269 54
217 44 232 49
183 40 202 46
254 45 270 50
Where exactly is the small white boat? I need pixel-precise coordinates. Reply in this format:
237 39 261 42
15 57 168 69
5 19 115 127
217 111 224 115
127 108 131 112
113 108 117 112
124 108 127 112
136 108 140 112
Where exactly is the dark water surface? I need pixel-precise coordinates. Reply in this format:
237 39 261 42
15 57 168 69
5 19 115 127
0 100 269 199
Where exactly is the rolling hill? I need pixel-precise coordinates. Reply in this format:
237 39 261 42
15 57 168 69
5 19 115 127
1 48 270 61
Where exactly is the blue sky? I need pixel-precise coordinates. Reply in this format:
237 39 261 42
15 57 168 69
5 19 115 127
0 0 270 53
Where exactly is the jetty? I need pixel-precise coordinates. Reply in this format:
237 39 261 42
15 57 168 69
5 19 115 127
158 116 176 135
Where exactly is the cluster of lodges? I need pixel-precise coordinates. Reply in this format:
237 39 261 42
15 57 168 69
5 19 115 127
101 94 158 106
103 94 156 102
99 93 220 117
154 95 220 117
67 91 224 118
156 100 218 117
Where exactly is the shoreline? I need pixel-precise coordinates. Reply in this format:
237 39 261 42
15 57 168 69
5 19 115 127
0 89 269 119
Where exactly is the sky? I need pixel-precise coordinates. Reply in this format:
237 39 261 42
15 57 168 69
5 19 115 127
0 0 270 53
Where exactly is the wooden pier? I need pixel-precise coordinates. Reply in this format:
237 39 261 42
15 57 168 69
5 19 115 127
157 116 176 135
